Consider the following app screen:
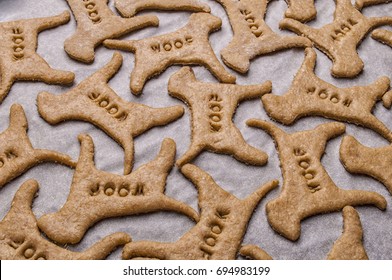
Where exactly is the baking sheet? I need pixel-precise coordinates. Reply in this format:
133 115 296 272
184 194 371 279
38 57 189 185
0 0 392 260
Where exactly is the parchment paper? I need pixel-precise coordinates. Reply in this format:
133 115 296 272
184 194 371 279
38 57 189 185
0 0 391 260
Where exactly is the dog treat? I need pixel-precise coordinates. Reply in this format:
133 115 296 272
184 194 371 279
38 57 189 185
327 206 368 260
37 52 183 175
284 0 317 22
280 0 392 78
168 66 270 167
0 11 74 103
38 135 198 245
0 104 75 189
371 28 392 48
355 0 391 10
340 135 392 195
103 13 236 95
115 0 210 18
122 164 278 259
0 180 131 260
383 90 392 109
362 1 392 49
214 0 311 73
262 47 392 141
64 0 159 63
247 120 387 241
239 244 273 260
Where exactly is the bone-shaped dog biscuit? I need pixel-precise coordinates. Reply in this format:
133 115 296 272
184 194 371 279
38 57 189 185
0 180 130 260
122 164 278 259
168 66 270 167
280 0 392 77
0 11 74 103
247 120 387 241
284 0 317 22
64 0 159 63
37 52 184 175
340 135 392 195
115 0 210 17
38 135 198 244
262 47 392 141
103 13 236 95
214 0 311 73
327 206 368 260
0 104 75 189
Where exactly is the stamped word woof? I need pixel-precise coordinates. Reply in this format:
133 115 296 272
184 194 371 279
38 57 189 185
150 36 193 53
306 86 352 107
87 91 128 122
331 18 358 41
199 209 228 259
240 8 262 38
7 238 46 260
89 181 144 197
208 94 223 132
293 147 321 193
82 0 101 24
11 27 24 60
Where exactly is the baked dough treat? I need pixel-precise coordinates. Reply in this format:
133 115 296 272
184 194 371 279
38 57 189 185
0 11 74 103
38 135 198 245
356 0 392 47
115 0 210 17
284 0 317 23
247 120 387 241
64 0 159 63
262 47 392 141
215 0 311 73
37 52 183 175
0 179 130 260
239 244 273 260
355 0 391 9
168 66 271 167
327 206 368 260
340 135 392 195
371 28 392 47
0 104 75 189
103 13 236 95
280 0 392 78
122 164 278 259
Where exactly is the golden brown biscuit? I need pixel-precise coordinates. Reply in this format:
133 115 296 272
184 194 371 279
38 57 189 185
103 13 236 95
280 0 392 78
0 104 75 189
37 52 184 175
215 0 311 73
355 0 391 10
340 135 392 195
327 206 368 260
356 0 392 46
0 11 74 103
64 0 159 63
38 135 198 245
371 28 392 48
122 164 278 260
239 244 273 260
262 47 392 141
247 120 387 241
115 0 210 17
0 179 131 260
168 66 271 167
284 0 317 22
